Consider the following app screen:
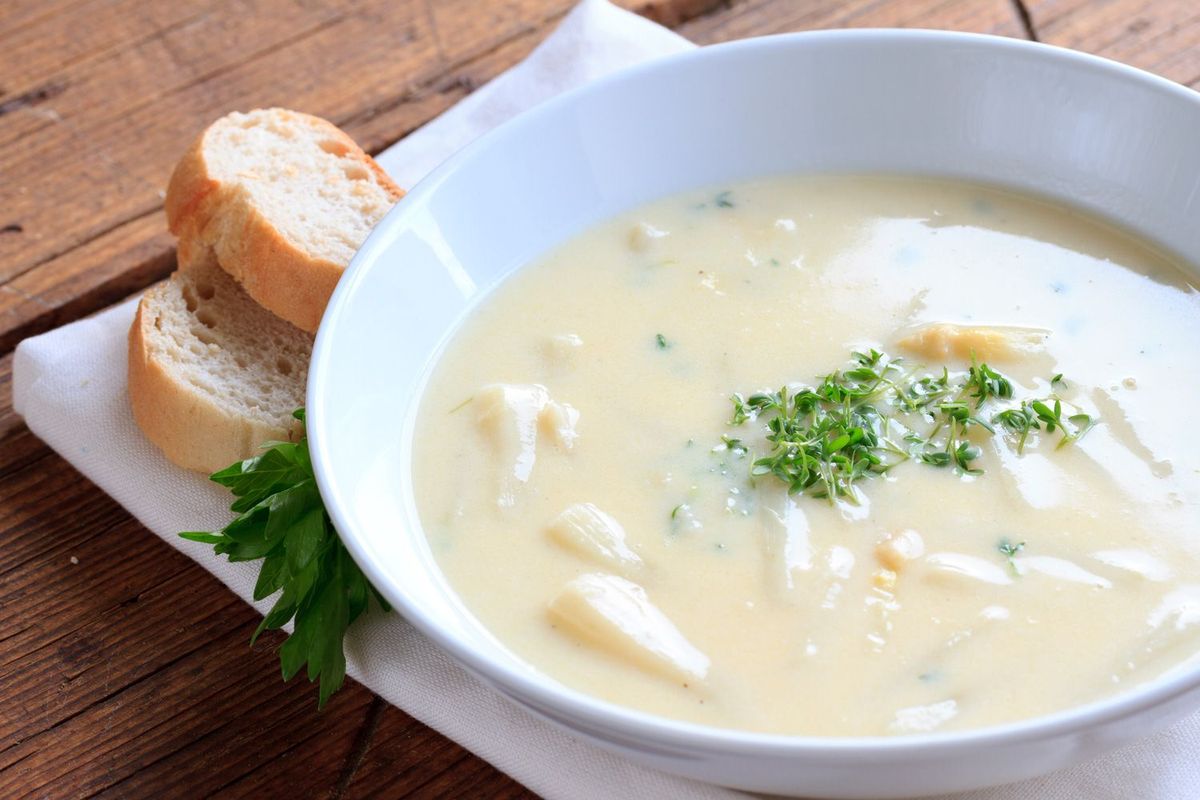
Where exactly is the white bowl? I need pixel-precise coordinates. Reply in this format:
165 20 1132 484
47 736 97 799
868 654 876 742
308 30 1200 798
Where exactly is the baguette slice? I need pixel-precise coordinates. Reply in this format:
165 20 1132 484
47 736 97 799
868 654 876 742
128 253 313 473
165 108 403 333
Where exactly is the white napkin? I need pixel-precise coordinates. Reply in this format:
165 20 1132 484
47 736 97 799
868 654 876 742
12 2 1200 798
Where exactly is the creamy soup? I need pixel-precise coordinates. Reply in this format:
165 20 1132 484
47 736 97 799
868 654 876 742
412 176 1200 736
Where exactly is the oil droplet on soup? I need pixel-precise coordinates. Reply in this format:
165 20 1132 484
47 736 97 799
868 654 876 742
412 175 1200 736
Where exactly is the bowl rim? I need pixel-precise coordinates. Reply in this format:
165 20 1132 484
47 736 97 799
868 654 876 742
309 27 1200 756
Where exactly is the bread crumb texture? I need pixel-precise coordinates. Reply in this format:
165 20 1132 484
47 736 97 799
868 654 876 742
165 108 403 332
129 254 313 471
144 259 311 426
205 108 399 267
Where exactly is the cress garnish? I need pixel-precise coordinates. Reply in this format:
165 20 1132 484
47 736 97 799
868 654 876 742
728 350 1096 503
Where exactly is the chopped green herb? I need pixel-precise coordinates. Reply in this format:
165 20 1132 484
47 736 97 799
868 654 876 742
728 351 1096 503
180 409 388 708
714 190 735 208
719 435 748 457
656 333 670 350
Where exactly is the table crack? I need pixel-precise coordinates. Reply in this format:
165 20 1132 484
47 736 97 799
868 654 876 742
1010 0 1039 41
331 696 388 798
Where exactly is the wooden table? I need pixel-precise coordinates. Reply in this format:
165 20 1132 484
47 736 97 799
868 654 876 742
2 0 1197 796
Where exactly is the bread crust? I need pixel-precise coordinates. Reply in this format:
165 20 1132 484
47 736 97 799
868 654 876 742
165 109 403 333
127 286 301 474
135 108 380 472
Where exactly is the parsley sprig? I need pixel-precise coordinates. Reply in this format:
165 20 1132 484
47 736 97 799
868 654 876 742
181 409 388 707
730 350 1096 503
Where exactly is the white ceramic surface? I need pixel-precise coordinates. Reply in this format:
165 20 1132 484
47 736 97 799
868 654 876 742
308 30 1200 798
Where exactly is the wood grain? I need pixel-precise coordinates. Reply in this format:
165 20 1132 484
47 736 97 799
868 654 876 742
1028 0 1200 89
341 705 531 799
679 0 1024 41
0 214 175 354
0 0 721 353
6 0 1200 798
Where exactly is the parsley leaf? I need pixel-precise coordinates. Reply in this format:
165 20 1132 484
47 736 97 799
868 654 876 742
180 408 389 707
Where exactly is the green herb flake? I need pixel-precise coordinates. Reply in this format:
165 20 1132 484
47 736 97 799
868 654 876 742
181 409 389 708
719 435 748 457
714 190 735 208
997 538 1026 575
448 396 473 414
656 333 670 350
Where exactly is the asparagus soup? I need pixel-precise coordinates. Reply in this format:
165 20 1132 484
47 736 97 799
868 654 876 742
412 175 1200 736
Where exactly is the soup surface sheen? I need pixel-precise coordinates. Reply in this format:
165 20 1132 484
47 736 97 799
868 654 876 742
413 176 1200 736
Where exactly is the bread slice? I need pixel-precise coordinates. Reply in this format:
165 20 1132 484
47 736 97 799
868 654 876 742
165 108 403 333
128 252 313 473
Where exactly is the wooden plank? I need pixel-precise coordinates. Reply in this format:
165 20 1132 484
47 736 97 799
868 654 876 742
0 215 174 354
341 706 533 800
0 0 429 285
1028 0 1200 89
0 561 242 760
0 354 45 473
0 464 176 673
0 1 347 153
209 699 390 800
0 0 223 115
0 0 93 40
1 622 373 798
679 0 1024 42
86 653 375 799
0 467 377 796
345 0 726 151
427 0 570 63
